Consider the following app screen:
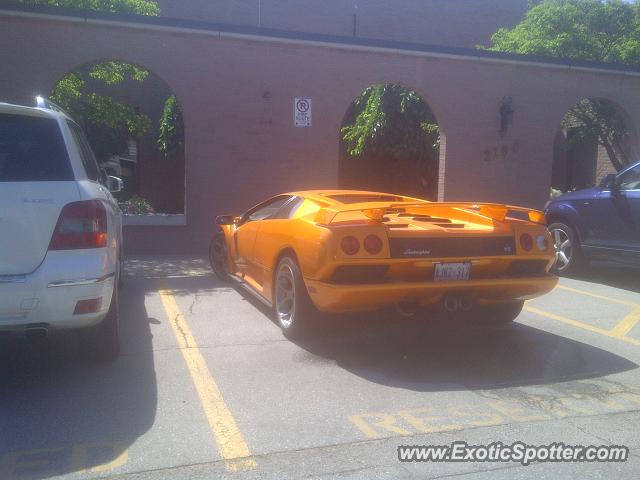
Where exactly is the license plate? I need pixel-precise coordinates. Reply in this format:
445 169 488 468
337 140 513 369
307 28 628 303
434 262 471 282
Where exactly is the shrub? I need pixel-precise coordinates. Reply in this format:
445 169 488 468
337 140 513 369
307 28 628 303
119 195 155 214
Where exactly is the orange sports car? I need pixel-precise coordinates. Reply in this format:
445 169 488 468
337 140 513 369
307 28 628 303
209 190 557 335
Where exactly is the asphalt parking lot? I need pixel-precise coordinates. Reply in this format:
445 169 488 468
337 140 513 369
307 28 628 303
1 256 639 480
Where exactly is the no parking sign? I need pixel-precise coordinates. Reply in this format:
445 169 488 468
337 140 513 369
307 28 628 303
294 97 312 127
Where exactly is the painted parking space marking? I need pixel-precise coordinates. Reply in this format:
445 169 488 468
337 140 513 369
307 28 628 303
555 284 639 308
0 443 128 479
610 306 640 338
158 284 257 472
349 381 640 439
526 283 640 345
524 305 640 346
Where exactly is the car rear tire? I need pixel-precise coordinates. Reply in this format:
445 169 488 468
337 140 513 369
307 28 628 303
548 222 585 275
209 230 230 281
274 255 317 336
81 285 120 362
480 300 524 324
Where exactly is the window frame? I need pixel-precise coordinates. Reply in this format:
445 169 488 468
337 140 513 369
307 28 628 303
66 120 102 183
0 113 73 182
239 195 294 226
617 164 640 191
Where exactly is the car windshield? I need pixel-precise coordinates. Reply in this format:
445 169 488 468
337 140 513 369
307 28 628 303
0 113 72 181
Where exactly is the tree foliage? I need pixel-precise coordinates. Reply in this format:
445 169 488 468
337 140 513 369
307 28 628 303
488 0 639 171
488 0 640 64
341 84 440 198
33 0 163 162
561 98 630 171
18 0 160 15
157 95 184 159
50 65 152 161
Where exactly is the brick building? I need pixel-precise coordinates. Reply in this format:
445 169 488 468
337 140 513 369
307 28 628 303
1 2 638 253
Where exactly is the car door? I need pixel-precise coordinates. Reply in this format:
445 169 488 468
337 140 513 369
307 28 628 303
613 163 640 253
233 195 293 282
587 163 640 255
251 196 305 287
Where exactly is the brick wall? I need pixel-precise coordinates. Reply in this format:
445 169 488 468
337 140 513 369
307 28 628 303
2 12 639 254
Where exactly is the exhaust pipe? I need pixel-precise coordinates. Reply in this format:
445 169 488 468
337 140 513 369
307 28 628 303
458 296 473 312
443 295 460 312
442 295 474 314
25 325 49 340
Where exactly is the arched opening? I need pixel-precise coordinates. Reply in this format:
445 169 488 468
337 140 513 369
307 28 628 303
552 98 635 194
338 84 441 200
49 60 185 214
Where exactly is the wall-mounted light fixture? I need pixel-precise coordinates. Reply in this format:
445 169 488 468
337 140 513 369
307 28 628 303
499 96 514 137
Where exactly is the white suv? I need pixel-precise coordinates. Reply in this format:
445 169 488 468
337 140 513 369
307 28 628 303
0 99 123 360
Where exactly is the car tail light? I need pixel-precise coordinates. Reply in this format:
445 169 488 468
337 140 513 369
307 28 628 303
73 298 102 315
363 235 383 255
341 236 360 255
519 233 533 252
49 200 107 250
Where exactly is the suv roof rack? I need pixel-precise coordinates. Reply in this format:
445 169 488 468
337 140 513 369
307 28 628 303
35 96 72 118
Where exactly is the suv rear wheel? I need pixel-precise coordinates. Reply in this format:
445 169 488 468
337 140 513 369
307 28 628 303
548 222 585 275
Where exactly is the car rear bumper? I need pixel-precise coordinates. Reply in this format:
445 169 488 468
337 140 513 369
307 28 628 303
304 275 558 313
0 250 115 331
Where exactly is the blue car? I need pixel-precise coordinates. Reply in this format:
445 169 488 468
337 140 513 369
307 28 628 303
545 160 640 274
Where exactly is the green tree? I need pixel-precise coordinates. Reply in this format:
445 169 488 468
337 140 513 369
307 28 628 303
561 98 630 171
487 0 639 171
341 84 440 198
50 64 152 161
26 0 162 161
157 95 184 159
18 0 159 15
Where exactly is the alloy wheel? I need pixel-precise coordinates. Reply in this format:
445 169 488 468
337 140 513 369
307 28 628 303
275 262 296 329
551 227 572 271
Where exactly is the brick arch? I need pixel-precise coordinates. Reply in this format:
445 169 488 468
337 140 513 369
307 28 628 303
335 81 447 200
551 95 639 191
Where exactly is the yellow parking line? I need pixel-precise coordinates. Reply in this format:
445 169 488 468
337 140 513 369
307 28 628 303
524 305 640 346
555 285 639 307
158 285 257 472
610 306 640 338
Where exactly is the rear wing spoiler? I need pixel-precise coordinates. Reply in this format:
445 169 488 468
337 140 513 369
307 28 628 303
315 202 547 225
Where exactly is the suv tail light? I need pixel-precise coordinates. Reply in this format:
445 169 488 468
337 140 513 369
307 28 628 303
49 200 107 250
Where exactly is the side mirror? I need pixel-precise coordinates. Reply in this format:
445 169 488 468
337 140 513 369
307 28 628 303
106 175 123 193
599 173 616 190
216 215 239 226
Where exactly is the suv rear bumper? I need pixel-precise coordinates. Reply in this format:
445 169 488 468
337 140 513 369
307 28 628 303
0 250 115 330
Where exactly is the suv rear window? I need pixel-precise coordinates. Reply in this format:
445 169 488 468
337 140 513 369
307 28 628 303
0 113 73 182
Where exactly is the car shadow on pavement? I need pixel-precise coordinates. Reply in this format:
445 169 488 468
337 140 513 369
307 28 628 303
0 276 157 480
562 261 640 294
284 310 638 393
